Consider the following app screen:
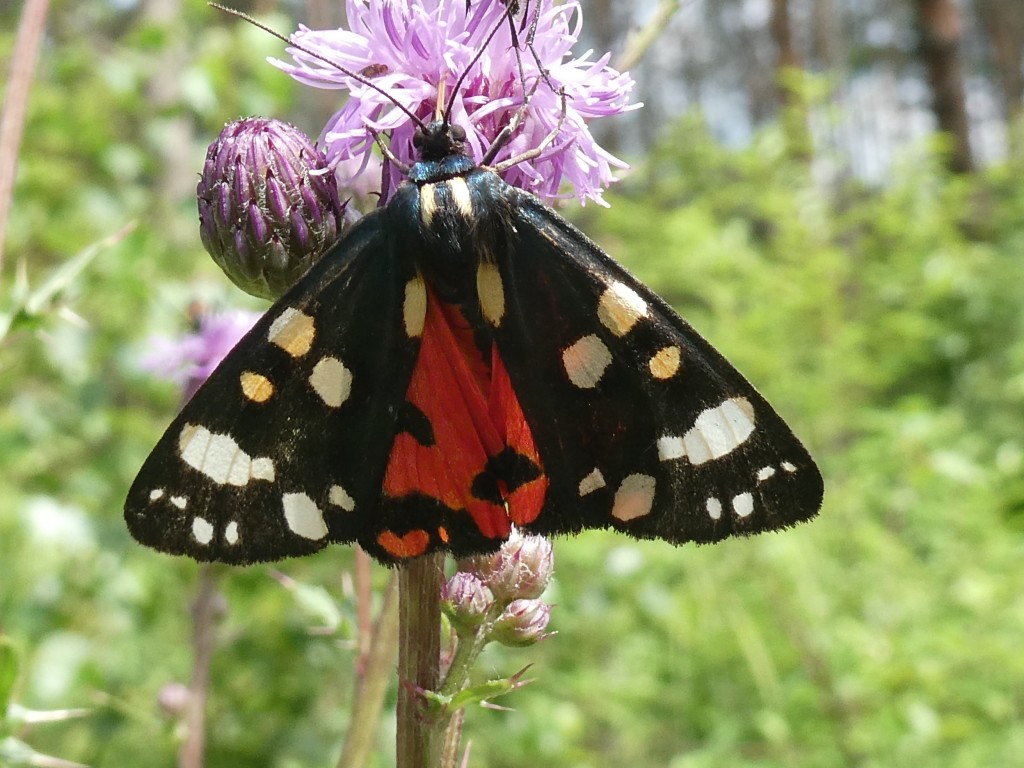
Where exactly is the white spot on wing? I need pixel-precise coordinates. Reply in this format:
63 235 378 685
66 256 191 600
329 484 356 511
578 468 606 496
477 262 505 326
681 397 756 465
282 492 328 540
192 517 214 545
149 489 164 501
309 356 352 408
225 521 239 545
781 461 797 473
598 281 648 337
657 435 685 462
404 276 427 337
611 473 656 521
448 177 473 217
178 424 275 486
170 496 187 510
562 335 612 389
757 466 776 482
251 457 275 481
706 497 722 520
268 307 315 358
732 492 754 518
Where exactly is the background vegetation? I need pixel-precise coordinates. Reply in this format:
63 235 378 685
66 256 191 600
2 0 1023 766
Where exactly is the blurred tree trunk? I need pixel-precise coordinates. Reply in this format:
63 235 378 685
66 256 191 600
977 0 1024 153
810 0 842 71
770 0 811 159
914 0 974 172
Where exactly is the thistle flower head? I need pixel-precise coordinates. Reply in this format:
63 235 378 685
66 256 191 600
197 117 352 300
272 0 638 205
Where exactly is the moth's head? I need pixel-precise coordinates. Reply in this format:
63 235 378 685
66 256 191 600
413 121 469 162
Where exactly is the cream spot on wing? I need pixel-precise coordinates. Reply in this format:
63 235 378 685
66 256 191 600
477 262 505 326
732 492 754 518
149 489 164 501
329 484 356 512
178 424 275 486
448 177 473 217
420 183 437 226
657 435 685 462
611 473 656 521
757 466 776 482
224 521 239 545
192 517 214 545
706 497 722 520
781 461 797 473
282 492 328 540
251 457 275 481
170 496 187 510
404 276 427 337
268 308 315 358
649 345 682 379
562 335 613 389
598 281 648 337
309 356 352 408
681 397 756 465
240 371 275 403
578 468 606 496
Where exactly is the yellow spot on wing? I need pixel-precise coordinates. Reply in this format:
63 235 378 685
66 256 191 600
598 282 648 337
240 371 275 402
649 346 682 379
477 262 505 326
404 276 427 337
268 308 315 358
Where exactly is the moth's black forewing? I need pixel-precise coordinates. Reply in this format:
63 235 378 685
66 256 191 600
484 184 823 542
125 209 423 564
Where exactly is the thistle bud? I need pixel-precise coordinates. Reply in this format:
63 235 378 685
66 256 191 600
490 599 551 647
467 532 554 604
441 571 495 632
197 118 352 300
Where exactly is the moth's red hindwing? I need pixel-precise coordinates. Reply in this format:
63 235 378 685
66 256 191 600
377 289 547 560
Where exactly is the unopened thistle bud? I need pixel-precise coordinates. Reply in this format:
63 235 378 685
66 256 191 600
490 599 551 647
197 117 351 300
441 571 495 631
467 532 554 604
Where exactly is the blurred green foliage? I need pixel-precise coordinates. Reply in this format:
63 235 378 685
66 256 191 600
3 1 1024 766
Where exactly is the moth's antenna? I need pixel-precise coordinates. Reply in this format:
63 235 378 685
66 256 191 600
208 3 427 132
482 1 568 168
443 6 517 125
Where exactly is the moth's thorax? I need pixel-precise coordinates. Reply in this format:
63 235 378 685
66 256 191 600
401 165 515 305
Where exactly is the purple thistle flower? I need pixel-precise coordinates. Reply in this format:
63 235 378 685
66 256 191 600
272 0 638 205
197 118 353 300
141 309 261 400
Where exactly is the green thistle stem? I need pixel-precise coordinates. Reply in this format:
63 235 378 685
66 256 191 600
396 554 444 768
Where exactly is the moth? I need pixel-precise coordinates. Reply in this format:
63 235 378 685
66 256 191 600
125 7 822 565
